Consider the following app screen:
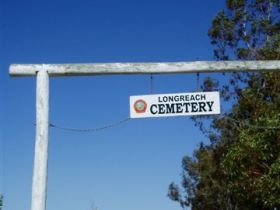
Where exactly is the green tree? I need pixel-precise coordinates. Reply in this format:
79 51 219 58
169 0 280 209
0 195 3 210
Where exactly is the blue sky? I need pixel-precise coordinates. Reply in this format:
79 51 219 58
1 0 227 210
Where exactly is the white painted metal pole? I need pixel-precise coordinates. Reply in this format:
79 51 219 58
31 70 49 210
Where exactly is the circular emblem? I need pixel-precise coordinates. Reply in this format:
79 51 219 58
134 99 147 113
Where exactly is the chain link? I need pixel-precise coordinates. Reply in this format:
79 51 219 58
48 116 279 133
45 75 279 132
49 117 130 132
196 73 200 91
48 74 154 132
150 73 154 94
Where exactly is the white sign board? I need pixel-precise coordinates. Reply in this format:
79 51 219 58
130 91 220 118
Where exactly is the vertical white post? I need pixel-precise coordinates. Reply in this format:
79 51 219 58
31 70 49 210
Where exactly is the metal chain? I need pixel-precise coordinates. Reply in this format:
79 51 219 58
48 74 154 133
196 73 200 91
46 75 279 132
49 117 130 132
150 73 154 94
48 116 279 133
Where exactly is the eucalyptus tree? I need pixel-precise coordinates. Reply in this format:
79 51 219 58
169 0 280 209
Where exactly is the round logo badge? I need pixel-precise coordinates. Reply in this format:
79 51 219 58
134 99 147 113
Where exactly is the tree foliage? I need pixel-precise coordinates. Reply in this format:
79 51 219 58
209 0 280 61
169 0 280 209
0 195 3 210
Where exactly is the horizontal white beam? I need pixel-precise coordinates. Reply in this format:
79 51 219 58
9 61 280 77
